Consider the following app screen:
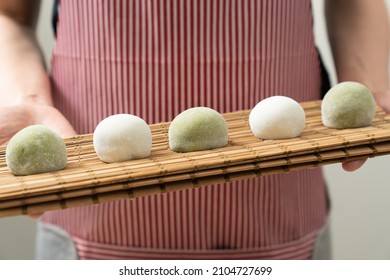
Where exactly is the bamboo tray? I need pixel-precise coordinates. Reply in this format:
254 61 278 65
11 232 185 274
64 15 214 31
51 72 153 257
1 100 390 218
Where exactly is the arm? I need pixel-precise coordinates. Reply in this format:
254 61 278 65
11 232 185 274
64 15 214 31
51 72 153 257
325 0 389 93
0 0 75 144
0 0 51 105
325 0 390 171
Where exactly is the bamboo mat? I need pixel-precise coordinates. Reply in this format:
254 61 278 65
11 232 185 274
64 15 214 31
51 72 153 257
1 100 390 217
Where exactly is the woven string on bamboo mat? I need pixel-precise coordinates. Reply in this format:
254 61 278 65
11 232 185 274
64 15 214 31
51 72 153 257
1 100 390 217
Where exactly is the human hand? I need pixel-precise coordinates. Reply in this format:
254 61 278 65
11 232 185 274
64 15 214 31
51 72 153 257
342 90 390 172
0 103 76 145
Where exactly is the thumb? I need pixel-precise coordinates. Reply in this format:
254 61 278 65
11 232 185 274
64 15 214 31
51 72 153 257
31 105 77 137
342 158 367 172
372 90 390 113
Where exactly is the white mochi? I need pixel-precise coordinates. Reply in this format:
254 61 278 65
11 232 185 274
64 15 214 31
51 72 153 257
93 114 152 162
249 96 306 139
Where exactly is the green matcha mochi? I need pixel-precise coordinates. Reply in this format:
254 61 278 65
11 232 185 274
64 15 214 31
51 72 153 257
168 107 228 152
321 81 376 129
6 125 67 175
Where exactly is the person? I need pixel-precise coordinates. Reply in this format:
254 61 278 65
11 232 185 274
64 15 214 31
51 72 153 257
0 0 388 260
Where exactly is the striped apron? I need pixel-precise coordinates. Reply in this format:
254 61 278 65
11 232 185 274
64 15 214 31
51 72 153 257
40 0 329 259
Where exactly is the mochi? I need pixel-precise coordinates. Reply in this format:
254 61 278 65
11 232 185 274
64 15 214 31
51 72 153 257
321 82 376 129
6 125 67 175
168 107 228 152
249 96 306 139
93 114 152 162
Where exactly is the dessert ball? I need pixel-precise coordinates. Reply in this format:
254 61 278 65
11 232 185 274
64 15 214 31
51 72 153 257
168 107 228 152
249 96 306 139
93 114 152 162
321 81 376 129
6 125 67 175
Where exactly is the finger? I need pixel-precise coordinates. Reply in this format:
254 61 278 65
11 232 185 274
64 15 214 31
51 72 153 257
32 105 77 137
28 213 43 219
342 158 367 172
0 105 33 145
372 90 390 113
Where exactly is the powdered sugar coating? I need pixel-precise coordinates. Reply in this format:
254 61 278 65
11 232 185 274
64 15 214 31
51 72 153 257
93 114 152 162
249 96 306 139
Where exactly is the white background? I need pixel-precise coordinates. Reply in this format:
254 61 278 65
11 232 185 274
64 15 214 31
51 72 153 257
0 0 389 260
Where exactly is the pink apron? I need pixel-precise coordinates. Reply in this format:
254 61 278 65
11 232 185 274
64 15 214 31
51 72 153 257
42 0 329 259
